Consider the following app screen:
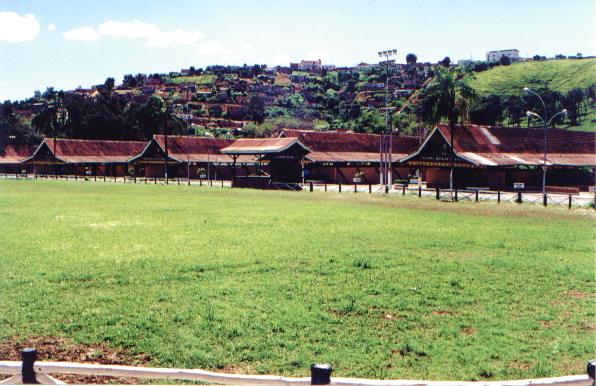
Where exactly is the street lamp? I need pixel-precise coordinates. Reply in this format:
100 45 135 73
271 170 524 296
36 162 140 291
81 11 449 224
523 87 567 196
378 49 398 186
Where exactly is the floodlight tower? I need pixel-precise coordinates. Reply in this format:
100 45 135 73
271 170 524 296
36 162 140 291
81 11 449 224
378 49 398 186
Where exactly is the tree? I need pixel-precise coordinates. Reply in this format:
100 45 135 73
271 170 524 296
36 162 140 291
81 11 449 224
122 74 137 88
247 95 265 123
31 92 69 138
440 56 451 67
415 66 475 189
104 77 115 92
562 88 585 126
499 55 511 66
406 53 418 65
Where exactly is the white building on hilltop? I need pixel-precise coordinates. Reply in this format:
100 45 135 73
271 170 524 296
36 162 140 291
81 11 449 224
486 49 519 63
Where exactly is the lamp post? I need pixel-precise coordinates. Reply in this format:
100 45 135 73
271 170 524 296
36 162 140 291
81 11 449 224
378 49 397 186
524 87 567 196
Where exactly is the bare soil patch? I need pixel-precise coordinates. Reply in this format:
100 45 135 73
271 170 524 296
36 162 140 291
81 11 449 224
0 336 151 384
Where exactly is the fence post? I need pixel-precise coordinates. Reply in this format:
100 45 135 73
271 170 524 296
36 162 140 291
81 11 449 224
435 187 440 200
454 189 458 202
103 174 106 182
543 193 548 207
154 177 157 184
517 191 522 203
94 174 97 181
497 190 500 203
354 184 357 193
178 178 180 186
310 182 313 192
418 186 421 198
134 176 137 183
385 185 389 194
221 179 224 187
402 185 405 195
568 195 572 209
369 184 372 194
475 189 479 202
587 360 595 386
21 348 37 384
338 183 341 193
311 363 332 385
324 183 327 192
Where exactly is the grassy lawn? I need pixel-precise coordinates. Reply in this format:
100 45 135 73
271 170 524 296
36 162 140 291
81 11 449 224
0 180 594 381
465 59 596 96
169 75 217 85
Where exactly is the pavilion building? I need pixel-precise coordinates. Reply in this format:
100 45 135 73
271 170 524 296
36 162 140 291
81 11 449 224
400 124 596 191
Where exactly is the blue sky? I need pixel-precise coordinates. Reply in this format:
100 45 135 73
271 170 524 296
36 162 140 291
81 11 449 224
0 0 594 100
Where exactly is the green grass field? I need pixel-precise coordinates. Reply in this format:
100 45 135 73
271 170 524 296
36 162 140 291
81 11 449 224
465 59 596 96
0 180 594 381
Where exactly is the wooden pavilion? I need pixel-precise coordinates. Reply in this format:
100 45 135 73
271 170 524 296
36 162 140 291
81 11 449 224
221 138 310 189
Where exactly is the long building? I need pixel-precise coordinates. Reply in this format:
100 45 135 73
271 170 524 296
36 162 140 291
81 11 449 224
23 138 146 176
2 125 594 192
281 129 421 184
401 124 596 191
129 135 256 179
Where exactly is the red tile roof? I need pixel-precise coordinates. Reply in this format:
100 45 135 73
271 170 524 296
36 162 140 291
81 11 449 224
0 145 36 164
34 138 147 163
403 124 596 167
153 135 235 162
221 138 309 154
281 129 421 163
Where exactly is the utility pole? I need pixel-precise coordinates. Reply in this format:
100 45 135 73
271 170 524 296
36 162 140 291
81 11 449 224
378 49 397 187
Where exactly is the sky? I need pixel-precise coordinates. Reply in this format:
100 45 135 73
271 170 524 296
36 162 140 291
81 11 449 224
0 0 594 100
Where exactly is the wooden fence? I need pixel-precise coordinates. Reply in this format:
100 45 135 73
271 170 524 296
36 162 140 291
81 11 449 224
2 173 595 210
304 182 596 210
0 349 594 385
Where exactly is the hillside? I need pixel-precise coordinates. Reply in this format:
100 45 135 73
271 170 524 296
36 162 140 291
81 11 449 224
465 59 596 96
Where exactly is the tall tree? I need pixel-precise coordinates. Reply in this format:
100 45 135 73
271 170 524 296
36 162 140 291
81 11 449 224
406 53 418 65
416 67 474 189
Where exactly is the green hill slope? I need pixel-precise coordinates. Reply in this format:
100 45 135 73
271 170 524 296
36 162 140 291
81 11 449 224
465 59 596 96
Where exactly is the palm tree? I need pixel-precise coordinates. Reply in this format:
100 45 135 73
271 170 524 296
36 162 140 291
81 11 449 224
419 67 475 190
31 93 68 175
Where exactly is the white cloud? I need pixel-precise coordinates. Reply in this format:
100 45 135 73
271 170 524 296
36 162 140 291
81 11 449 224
48 23 56 31
0 11 40 42
63 19 204 47
62 26 99 41
196 40 229 57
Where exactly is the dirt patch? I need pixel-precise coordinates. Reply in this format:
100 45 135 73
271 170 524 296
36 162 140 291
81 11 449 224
507 361 532 371
0 336 151 384
564 290 592 299
539 320 552 328
461 326 477 335
431 310 457 316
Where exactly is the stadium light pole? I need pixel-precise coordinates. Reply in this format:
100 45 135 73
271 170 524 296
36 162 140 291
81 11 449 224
525 102 567 195
378 49 398 186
